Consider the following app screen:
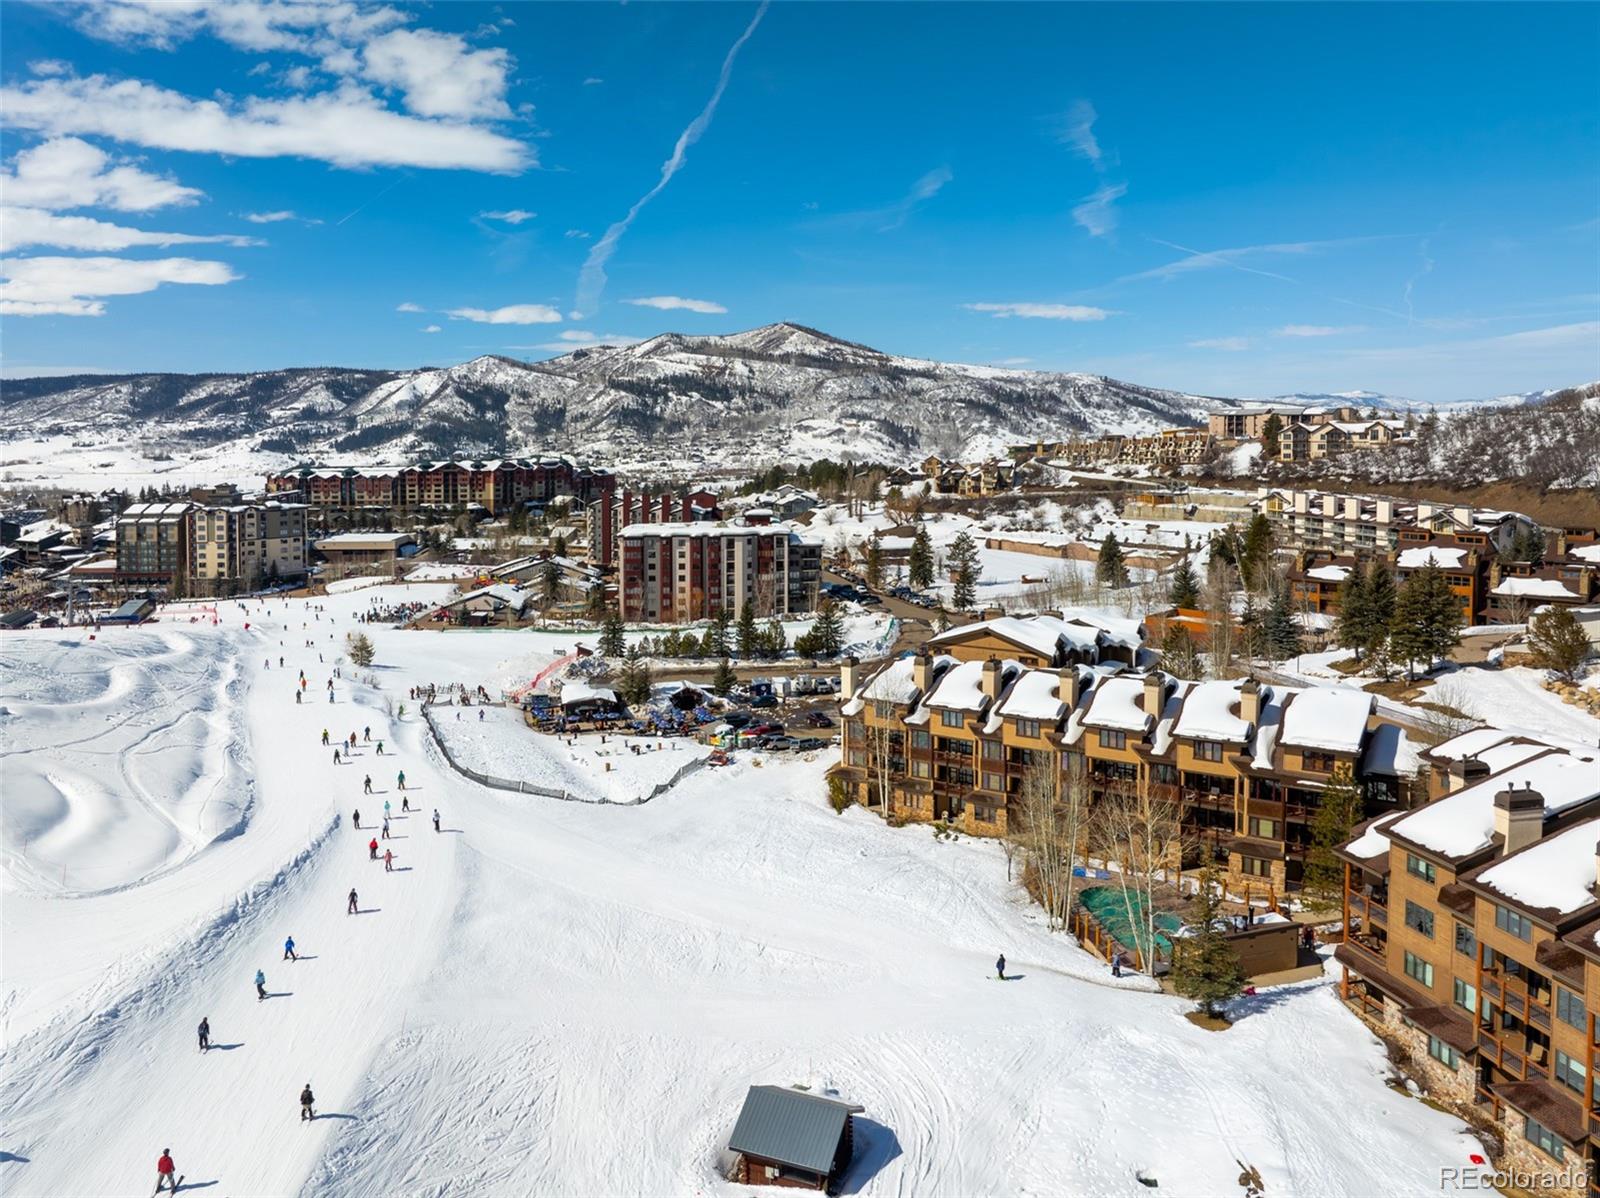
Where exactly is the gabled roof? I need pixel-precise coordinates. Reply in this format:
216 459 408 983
1388 751 1600 861
727 1086 863 1175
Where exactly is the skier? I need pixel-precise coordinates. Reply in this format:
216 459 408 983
401 796 410 813
328 689 334 704
381 817 390 840
333 748 341 765
383 849 394 872
364 726 370 741
349 732 356 750
278 656 284 668
479 708 485 721
321 729 329 746
376 741 385 756
155 1149 178 1193
369 837 379 860
995 953 1006 981
198 1016 210 1052
432 809 440 833
1111 951 1123 979
283 936 297 962
363 775 373 795
300 1082 316 1122
348 888 359 915
295 690 302 704
255 969 267 1001
352 808 361 828
397 770 406 791
383 799 391 819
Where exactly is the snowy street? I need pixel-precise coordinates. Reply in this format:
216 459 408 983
1 589 1486 1196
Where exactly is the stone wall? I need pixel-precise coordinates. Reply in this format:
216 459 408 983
1496 1106 1588 1198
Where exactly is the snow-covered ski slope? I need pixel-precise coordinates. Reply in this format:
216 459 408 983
2 586 1485 1196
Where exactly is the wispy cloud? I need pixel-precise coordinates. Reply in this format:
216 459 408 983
447 303 563 325
624 295 727 314
0 207 264 253
992 357 1033 366
1275 324 1367 338
1402 238 1435 323
396 301 424 312
574 2 768 317
421 324 441 333
1119 235 1408 286
1189 336 1251 351
825 166 954 233
1072 182 1127 238
564 229 591 240
243 210 303 224
1344 321 1600 365
964 302 1113 322
1057 99 1103 165
583 77 604 86
480 208 536 224
520 330 642 351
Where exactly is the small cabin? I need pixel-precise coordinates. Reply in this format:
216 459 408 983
727 1085 864 1193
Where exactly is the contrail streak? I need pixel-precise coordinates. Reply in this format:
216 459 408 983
573 2 768 317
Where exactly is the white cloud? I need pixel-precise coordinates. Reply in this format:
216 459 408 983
521 330 641 351
1072 181 1126 238
0 255 239 316
1121 235 1407 286
826 166 954 233
0 136 202 212
421 324 441 333
396 301 424 312
1058 99 1102 165
70 1 408 55
0 206 264 253
574 1 768 316
1345 321 1600 365
624 295 727 314
1275 324 1365 338
964 302 1113 322
1189 336 1251 351
2 75 530 172
447 304 563 325
480 208 536 224
583 77 604 86
361 28 512 120
993 357 1034 366
242 209 318 224
564 229 591 239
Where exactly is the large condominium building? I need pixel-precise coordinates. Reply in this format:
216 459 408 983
831 612 1414 894
1335 728 1600 1198
1258 487 1536 556
265 457 615 519
189 500 309 594
115 502 194 583
618 523 821 623
587 488 722 568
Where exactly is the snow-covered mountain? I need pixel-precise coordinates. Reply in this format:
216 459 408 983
1 323 1216 470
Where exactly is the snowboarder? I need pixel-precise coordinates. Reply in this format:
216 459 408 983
197 1017 210 1052
283 936 297 962
348 888 359 915
321 729 330 746
383 849 394 872
397 770 406 791
155 1149 178 1193
300 1083 316 1122
1111 951 1123 979
995 954 1006 981
255 969 267 1001
363 775 372 795
432 809 440 833
368 837 379 860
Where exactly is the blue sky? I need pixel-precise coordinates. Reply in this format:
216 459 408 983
1 1 1596 401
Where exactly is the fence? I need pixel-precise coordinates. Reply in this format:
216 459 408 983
420 701 710 807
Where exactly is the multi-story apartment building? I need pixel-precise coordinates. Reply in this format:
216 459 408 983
1276 417 1410 463
1287 538 1489 626
1012 429 1213 468
618 523 821 623
1486 561 1600 623
587 488 721 568
833 613 1412 893
189 500 309 595
1335 728 1600 1198
1258 487 1536 557
265 458 615 520
115 502 193 583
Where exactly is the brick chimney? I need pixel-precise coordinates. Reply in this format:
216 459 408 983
1058 665 1082 710
981 657 1003 702
1143 671 1166 720
1492 782 1544 855
1239 678 1262 726
1447 756 1491 793
912 651 933 695
840 655 859 700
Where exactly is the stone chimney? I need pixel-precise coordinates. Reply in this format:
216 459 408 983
840 655 859 700
1058 665 1082 710
912 651 933 695
1239 678 1262 727
981 657 1003 702
1374 499 1394 524
1143 671 1166 720
1447 756 1491 793
1492 782 1545 855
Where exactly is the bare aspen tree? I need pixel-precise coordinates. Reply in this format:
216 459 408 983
865 713 899 816
1090 778 1188 971
1009 754 1090 931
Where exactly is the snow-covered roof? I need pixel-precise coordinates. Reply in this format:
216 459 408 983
1151 680 1193 757
1389 752 1600 859
996 669 1068 722
924 659 1019 712
619 521 800 540
1570 544 1600 563
932 615 1068 659
1059 608 1143 651
448 584 533 613
841 654 955 716
1083 675 1157 733
1492 577 1581 600
1345 811 1406 861
1306 564 1351 583
558 680 618 708
1360 723 1421 777
1397 546 1468 570
1426 728 1517 763
1172 679 1254 743
315 532 413 547
1473 817 1600 916
1279 687 1373 754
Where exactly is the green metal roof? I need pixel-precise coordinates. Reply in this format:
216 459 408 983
727 1086 863 1175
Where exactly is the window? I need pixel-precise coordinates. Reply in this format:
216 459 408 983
981 739 1003 760
1195 740 1224 762
1405 854 1436 883
1016 719 1041 739
911 760 931 779
1523 1116 1565 1162
1452 978 1476 1013
873 700 894 719
973 804 996 824
1247 817 1278 839
1404 900 1434 939
983 772 1004 793
1427 1036 1459 1069
1554 1050 1587 1096
1302 751 1336 772
1403 951 1434 989
1098 729 1127 750
1454 922 1476 960
940 709 964 728
1240 856 1271 878
911 730 931 749
1555 987 1586 1031
1494 904 1532 941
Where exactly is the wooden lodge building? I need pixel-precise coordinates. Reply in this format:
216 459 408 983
1335 728 1600 1198
726 1085 864 1192
831 612 1416 896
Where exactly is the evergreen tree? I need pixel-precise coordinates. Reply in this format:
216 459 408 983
1160 625 1204 681
551 532 568 557
762 616 788 660
1362 561 1397 660
599 609 626 657
540 560 562 605
812 599 845 657
1240 513 1274 591
1171 869 1246 1019
948 530 980 610
1390 562 1462 677
615 644 653 706
864 537 884 591
1260 588 1303 662
1335 561 1370 660
1238 595 1262 660
1096 531 1129 587
345 631 375 667
735 601 759 659
1528 606 1592 683
1303 764 1363 909
586 583 608 621
707 607 733 657
712 656 738 697
1259 413 1284 457
1168 555 1201 610
908 524 934 591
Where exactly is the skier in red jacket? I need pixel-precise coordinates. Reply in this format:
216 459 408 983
155 1148 177 1192
368 837 379 860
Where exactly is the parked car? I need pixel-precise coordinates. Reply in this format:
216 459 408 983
761 736 798 752
804 711 835 728
746 722 784 738
748 693 778 709
793 737 827 751
723 712 753 729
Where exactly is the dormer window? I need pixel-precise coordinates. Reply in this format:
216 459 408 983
1098 729 1126 750
940 710 964 728
1195 740 1224 762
